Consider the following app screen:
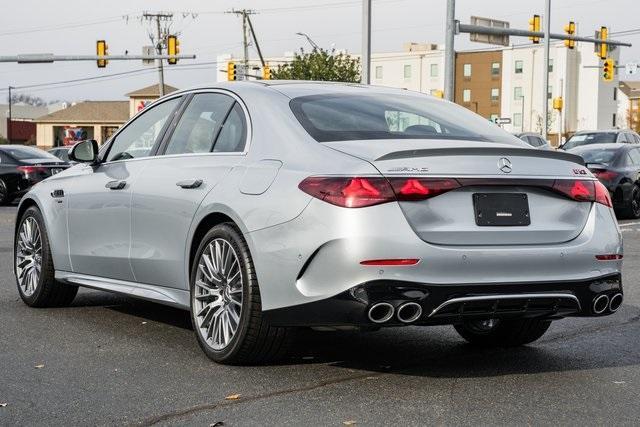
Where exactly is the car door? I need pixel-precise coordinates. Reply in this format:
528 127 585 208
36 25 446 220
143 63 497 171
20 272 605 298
66 96 183 281
130 91 249 288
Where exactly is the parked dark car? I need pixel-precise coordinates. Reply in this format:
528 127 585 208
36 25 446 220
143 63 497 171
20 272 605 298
567 143 640 218
513 132 552 150
0 145 69 205
560 129 640 151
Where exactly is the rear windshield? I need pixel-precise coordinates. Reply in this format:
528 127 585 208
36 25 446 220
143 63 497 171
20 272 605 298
563 133 617 150
290 93 523 145
578 149 618 166
2 146 58 160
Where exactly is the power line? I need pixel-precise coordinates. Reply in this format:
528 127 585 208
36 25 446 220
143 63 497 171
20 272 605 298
0 61 222 93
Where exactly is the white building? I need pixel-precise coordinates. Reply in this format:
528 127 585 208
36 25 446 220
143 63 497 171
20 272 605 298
370 43 445 96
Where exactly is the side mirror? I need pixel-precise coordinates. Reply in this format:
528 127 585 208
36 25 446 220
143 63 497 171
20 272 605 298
69 139 99 163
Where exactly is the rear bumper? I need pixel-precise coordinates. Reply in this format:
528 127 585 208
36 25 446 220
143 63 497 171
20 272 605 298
263 274 623 327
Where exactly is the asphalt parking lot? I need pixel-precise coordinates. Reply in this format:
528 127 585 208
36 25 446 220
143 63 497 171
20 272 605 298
1 204 640 426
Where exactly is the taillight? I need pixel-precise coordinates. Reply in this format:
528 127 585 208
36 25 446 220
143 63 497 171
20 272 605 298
594 181 613 207
298 177 395 208
593 170 618 182
299 177 462 208
388 178 460 201
17 166 47 175
551 179 612 207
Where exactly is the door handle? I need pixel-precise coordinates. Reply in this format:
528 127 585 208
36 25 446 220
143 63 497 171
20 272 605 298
176 179 203 189
105 180 126 190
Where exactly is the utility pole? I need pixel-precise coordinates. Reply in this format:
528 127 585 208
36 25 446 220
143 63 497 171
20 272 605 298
542 0 551 140
361 0 372 84
444 0 456 101
141 12 174 96
7 86 12 144
227 9 257 80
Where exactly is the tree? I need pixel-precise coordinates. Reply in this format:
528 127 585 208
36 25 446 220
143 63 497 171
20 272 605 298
7 93 47 107
271 48 360 82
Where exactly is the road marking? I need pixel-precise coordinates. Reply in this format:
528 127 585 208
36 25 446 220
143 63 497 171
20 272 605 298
619 221 640 228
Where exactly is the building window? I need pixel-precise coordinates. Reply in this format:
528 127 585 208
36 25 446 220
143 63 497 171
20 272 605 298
514 86 523 100
430 63 438 77
614 88 617 101
463 64 472 77
375 66 383 79
547 85 553 100
548 59 554 73
513 113 523 128
515 60 523 74
491 62 500 76
463 89 471 103
491 88 500 101
613 113 617 127
404 64 412 79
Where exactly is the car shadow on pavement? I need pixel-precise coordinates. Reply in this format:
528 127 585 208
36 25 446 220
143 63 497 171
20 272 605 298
64 290 640 378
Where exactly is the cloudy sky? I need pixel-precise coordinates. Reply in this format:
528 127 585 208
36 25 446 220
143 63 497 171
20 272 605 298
1 0 639 102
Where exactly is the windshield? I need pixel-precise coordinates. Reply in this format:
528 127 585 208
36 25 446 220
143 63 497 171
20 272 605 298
290 93 523 145
563 133 617 150
577 149 618 166
3 146 59 161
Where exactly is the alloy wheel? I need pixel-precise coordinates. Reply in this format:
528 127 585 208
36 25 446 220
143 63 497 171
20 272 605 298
16 216 42 297
193 238 243 351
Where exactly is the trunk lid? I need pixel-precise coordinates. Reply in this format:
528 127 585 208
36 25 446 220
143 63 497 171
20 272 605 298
325 139 592 246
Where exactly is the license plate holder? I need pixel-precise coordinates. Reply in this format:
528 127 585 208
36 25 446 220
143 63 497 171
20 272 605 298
473 193 530 226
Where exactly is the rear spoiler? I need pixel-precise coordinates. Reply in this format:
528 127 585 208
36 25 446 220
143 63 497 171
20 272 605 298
376 147 585 165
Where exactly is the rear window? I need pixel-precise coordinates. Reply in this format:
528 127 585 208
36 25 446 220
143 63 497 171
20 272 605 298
290 93 523 145
2 146 59 161
564 133 617 150
578 149 618 165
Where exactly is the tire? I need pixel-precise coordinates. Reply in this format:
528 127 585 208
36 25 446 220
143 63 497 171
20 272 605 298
454 318 551 347
618 184 640 219
15 206 78 307
190 223 294 365
0 179 10 205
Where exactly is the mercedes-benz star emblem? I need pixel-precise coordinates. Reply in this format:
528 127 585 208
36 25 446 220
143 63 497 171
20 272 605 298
498 157 512 173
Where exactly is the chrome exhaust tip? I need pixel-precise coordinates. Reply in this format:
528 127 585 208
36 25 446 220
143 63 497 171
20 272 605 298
592 294 610 315
609 293 623 312
396 302 423 323
367 302 394 324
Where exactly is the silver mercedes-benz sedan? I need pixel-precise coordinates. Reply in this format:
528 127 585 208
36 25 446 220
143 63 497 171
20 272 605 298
14 82 623 364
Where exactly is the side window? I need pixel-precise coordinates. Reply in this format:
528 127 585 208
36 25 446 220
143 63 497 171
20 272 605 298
618 133 630 143
629 149 640 165
164 93 235 155
105 97 181 162
213 103 248 153
0 153 14 164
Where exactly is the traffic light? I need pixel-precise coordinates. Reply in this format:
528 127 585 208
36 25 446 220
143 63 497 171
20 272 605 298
96 40 108 68
564 21 576 49
262 64 271 80
167 35 179 65
553 97 563 111
528 14 541 44
599 26 608 60
227 61 237 81
602 58 614 82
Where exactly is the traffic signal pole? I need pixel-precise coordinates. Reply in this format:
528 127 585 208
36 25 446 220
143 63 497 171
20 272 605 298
444 0 456 101
361 0 372 84
542 0 551 140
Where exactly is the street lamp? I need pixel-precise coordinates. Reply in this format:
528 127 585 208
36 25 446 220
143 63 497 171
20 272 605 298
295 32 320 50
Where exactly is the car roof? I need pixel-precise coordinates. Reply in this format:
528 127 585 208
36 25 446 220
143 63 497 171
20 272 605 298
170 80 421 100
573 129 622 135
